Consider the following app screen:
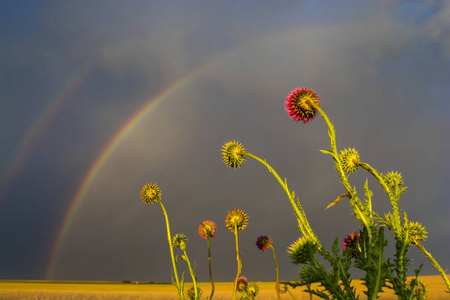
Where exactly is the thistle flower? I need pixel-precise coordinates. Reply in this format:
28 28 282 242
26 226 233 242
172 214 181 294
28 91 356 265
403 221 428 245
343 232 361 258
222 140 246 168
141 183 161 204
246 282 260 298
383 171 405 190
276 280 288 294
339 148 360 174
226 209 249 232
172 233 188 251
287 237 316 264
285 87 320 123
406 279 428 300
198 220 217 239
236 276 248 293
187 286 203 300
256 235 272 251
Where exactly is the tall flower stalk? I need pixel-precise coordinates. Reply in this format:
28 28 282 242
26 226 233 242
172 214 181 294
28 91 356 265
199 220 217 300
141 183 184 299
256 235 281 300
225 209 248 300
173 234 200 300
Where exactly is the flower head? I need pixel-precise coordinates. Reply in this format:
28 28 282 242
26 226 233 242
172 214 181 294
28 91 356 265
198 220 217 239
172 233 188 251
285 87 320 123
246 282 260 298
236 276 248 293
186 286 203 300
225 209 248 232
339 148 360 174
406 279 428 300
276 281 288 294
403 221 427 245
343 232 361 258
287 237 316 264
256 235 272 251
221 140 246 168
383 171 405 190
141 183 161 204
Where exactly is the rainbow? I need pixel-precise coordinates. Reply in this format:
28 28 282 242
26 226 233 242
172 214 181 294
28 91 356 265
0 60 97 203
45 61 214 279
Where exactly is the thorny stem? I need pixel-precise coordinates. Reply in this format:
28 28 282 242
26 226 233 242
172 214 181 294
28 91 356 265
207 237 215 300
415 241 450 293
232 224 242 300
182 249 199 300
270 244 281 300
158 200 183 299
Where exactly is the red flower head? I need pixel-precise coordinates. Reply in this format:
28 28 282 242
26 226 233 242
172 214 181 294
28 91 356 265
343 232 361 258
235 276 248 293
285 87 320 123
198 220 217 239
256 235 272 251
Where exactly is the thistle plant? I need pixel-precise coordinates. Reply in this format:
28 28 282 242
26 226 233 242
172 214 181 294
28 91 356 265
256 235 281 300
172 233 200 300
198 220 217 300
140 183 184 299
240 282 260 300
220 86 450 298
226 209 249 300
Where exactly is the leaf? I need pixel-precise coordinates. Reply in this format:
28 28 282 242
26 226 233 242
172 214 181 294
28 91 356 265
325 193 349 210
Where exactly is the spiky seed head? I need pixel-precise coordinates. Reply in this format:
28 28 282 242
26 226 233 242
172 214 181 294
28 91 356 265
285 87 320 123
339 148 360 174
236 276 248 293
198 220 217 239
256 235 272 251
383 171 405 190
186 285 202 300
406 279 428 300
343 232 361 259
287 237 316 264
225 209 248 232
246 282 260 297
276 281 288 294
172 233 188 251
403 221 428 244
221 140 246 168
141 183 161 204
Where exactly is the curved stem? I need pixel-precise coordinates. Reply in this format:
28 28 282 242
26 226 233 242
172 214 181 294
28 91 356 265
158 200 182 298
183 249 198 300
415 242 450 293
270 245 281 300
208 237 215 300
232 224 241 300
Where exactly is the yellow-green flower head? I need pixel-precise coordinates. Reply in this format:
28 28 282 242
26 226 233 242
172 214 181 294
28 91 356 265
403 221 428 244
276 281 288 294
246 282 260 298
236 276 248 293
285 87 320 123
225 209 248 232
339 148 360 174
141 183 161 204
406 279 428 300
383 171 405 190
221 140 246 168
187 286 202 300
287 237 316 264
198 220 217 239
172 233 188 251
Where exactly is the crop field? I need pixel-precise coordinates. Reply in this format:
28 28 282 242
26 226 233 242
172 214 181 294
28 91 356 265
0 276 449 299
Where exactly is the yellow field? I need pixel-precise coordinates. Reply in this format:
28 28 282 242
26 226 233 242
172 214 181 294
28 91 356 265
0 276 449 299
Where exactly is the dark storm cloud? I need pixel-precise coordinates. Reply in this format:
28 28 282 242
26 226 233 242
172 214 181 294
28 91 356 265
0 1 449 284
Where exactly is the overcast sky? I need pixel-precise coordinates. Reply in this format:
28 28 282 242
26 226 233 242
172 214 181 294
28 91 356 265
1 1 449 284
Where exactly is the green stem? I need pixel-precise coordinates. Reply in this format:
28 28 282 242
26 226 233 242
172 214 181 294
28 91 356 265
158 200 183 298
232 224 241 300
182 249 199 300
415 242 450 293
208 237 215 300
270 245 281 300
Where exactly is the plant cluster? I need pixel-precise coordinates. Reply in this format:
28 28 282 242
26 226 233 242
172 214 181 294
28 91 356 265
140 87 449 299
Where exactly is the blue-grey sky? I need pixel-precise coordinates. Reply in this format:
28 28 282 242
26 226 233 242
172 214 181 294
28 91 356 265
1 1 449 284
